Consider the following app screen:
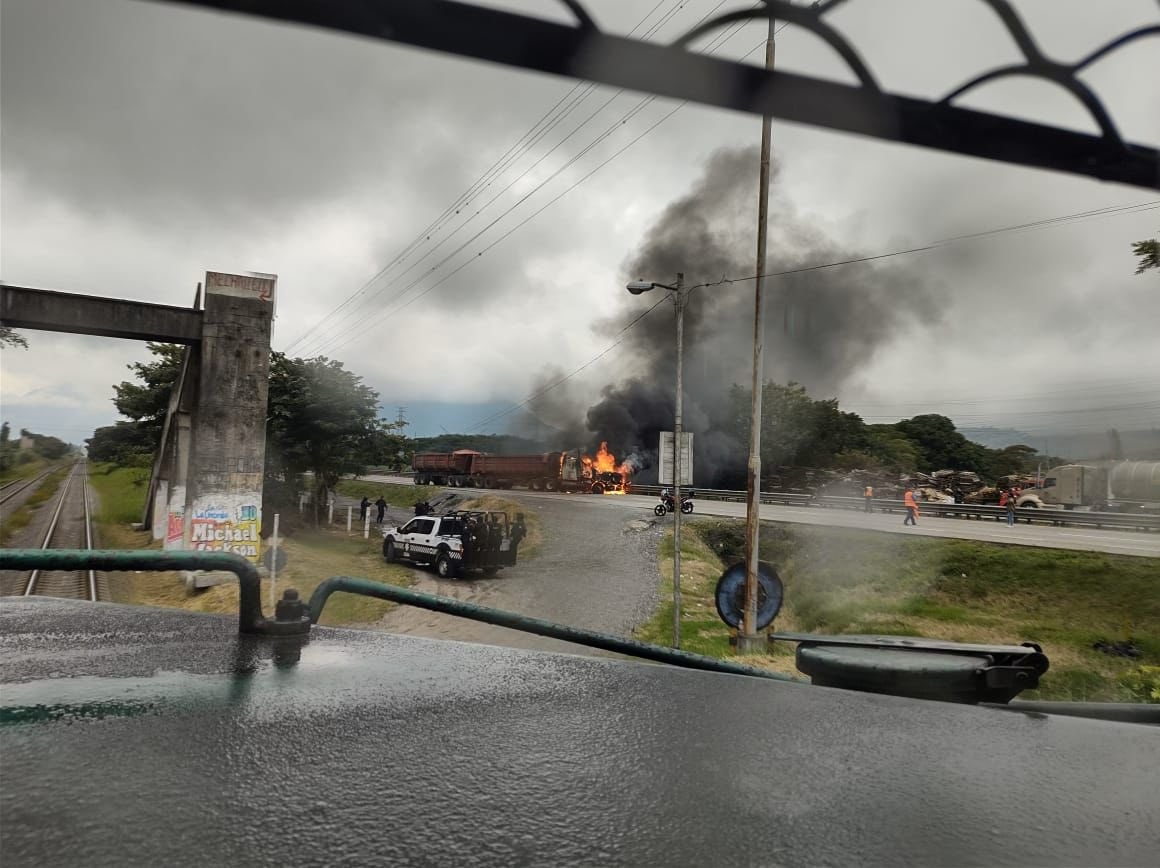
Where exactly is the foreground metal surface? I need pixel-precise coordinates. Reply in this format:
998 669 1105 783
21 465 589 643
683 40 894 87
2 598 1158 867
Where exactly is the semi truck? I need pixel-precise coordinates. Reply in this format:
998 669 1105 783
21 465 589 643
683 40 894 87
1016 460 1160 512
411 449 628 493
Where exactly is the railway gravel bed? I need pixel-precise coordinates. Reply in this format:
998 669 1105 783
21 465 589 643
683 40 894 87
1 462 102 600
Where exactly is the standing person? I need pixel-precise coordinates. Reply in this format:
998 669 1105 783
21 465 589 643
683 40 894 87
863 484 874 513
903 487 919 526
374 495 387 525
359 496 370 523
1006 489 1017 526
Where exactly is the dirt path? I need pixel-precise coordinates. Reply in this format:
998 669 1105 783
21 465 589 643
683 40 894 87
374 494 664 655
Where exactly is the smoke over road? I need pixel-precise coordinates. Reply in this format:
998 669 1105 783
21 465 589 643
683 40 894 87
528 146 942 485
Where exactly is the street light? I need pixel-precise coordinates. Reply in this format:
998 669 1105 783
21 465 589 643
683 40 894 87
625 273 686 649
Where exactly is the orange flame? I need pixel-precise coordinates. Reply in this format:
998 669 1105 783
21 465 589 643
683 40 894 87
592 441 634 476
593 441 617 473
579 442 633 493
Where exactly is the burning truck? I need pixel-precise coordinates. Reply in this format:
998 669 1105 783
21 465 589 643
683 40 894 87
412 442 632 494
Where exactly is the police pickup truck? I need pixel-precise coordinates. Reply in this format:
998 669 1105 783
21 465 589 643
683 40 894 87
382 510 525 579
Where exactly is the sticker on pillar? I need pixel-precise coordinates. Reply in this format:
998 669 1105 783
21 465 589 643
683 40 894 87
166 510 185 547
165 485 186 550
190 497 262 562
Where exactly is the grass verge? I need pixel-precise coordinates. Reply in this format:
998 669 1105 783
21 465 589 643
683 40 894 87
0 455 50 486
635 517 1160 702
459 493 544 560
88 463 155 550
337 479 445 509
116 528 414 627
90 466 544 626
0 465 70 546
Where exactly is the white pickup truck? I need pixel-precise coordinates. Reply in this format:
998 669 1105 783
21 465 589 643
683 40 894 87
381 510 525 578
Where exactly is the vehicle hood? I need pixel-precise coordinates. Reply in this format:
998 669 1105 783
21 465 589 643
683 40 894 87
2 597 1158 867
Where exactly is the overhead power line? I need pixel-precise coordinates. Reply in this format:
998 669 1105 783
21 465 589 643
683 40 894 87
287 0 726 356
307 19 774 358
462 198 1160 433
296 3 766 358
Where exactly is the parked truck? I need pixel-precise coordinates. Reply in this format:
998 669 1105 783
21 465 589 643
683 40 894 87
411 450 479 486
410 449 627 493
1016 461 1160 513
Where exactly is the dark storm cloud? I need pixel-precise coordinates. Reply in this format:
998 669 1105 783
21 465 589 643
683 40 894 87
0 0 557 228
0 0 611 319
532 146 944 483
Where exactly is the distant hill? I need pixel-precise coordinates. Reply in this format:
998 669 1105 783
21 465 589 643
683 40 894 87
959 427 1160 461
380 400 518 438
410 434 550 455
958 427 1036 450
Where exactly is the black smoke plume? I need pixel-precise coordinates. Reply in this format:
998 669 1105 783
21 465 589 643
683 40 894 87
528 146 942 484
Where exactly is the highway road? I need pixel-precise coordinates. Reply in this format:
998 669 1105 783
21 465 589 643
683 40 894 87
360 475 1160 558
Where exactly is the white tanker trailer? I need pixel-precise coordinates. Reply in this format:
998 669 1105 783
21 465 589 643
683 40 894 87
1017 460 1160 512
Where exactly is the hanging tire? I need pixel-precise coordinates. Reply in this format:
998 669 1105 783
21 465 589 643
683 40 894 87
654 504 667 517
435 552 458 579
383 538 398 563
681 501 694 514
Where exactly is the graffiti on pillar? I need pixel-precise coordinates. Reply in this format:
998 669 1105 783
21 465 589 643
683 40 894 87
190 495 262 562
164 485 186 550
205 271 276 303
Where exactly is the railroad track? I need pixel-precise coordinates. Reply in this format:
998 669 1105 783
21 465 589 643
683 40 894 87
0 466 59 507
22 461 98 602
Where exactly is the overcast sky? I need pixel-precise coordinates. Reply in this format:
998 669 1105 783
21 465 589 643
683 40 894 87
2 0 1158 447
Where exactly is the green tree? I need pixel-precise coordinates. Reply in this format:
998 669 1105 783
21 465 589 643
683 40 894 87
0 421 12 472
865 427 923 474
86 342 187 466
892 414 991 473
1132 237 1159 275
31 434 71 460
264 355 391 524
111 343 185 454
86 422 156 467
986 444 1039 479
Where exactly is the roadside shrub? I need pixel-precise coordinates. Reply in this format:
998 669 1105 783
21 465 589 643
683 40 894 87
1118 666 1160 703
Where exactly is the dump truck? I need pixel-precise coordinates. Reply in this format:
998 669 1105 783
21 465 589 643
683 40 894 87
412 449 627 493
411 450 479 485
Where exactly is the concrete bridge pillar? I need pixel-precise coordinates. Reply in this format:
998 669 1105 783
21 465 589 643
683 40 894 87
159 272 276 577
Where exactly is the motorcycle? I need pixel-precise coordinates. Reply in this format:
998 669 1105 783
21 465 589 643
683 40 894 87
654 492 694 516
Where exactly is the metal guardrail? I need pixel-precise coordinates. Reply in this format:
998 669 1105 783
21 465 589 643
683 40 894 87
629 484 1159 532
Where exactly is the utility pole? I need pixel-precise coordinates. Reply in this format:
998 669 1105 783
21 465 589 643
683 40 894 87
672 272 686 650
626 273 689 649
739 13 777 654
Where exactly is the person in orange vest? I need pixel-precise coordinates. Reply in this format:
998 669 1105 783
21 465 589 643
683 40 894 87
863 484 874 513
903 487 919 526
